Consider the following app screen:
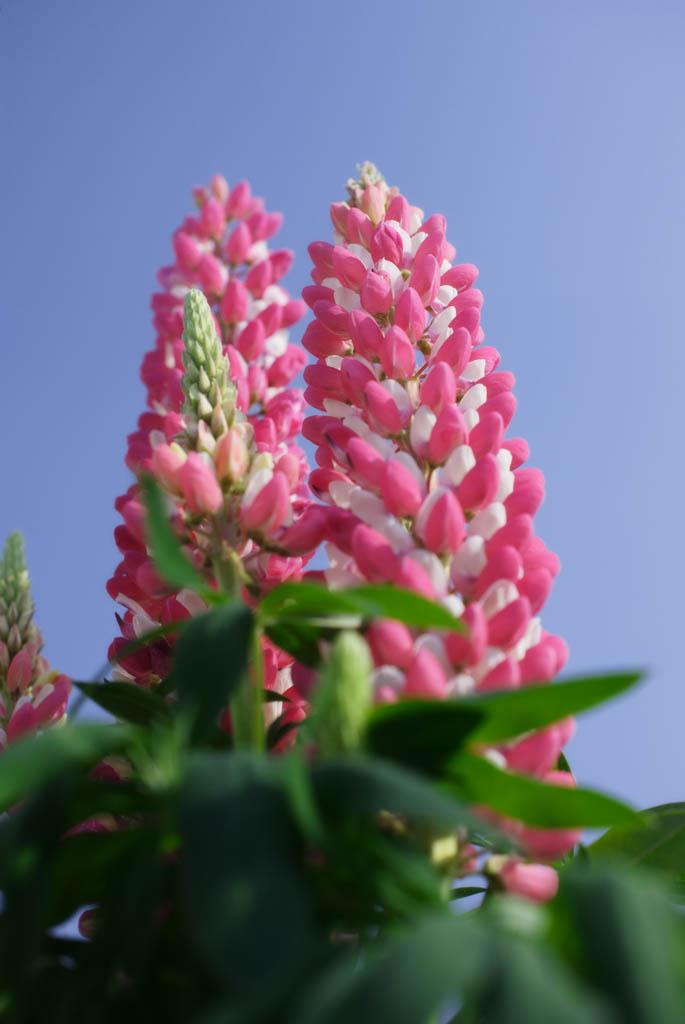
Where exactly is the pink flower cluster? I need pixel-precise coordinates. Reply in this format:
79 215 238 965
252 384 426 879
108 178 322 689
299 166 578 873
0 533 70 748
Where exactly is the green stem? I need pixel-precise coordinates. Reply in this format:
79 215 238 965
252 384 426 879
212 552 263 751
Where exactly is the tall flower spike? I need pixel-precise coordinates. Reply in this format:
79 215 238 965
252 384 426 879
301 165 575 886
0 532 71 748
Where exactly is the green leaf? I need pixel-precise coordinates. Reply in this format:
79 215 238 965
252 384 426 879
180 751 314 1004
589 802 685 878
108 618 186 665
0 723 132 813
365 699 484 774
310 755 511 846
73 681 174 727
264 618 323 667
171 603 253 743
558 864 685 1024
139 475 213 596
460 671 642 744
448 753 638 828
260 581 464 632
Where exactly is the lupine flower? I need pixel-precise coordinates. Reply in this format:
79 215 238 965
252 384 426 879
0 532 71 748
107 177 320 692
300 163 576 874
109 288 321 698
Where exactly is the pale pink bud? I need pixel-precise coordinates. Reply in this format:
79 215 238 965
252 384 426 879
453 306 481 340
173 231 201 271
269 249 294 281
420 214 446 235
242 472 290 536
201 196 226 237
313 300 350 336
394 556 436 600
518 568 553 614
330 201 350 236
348 310 384 361
346 207 374 248
499 861 558 903
257 302 282 338
370 223 404 265
7 648 33 693
487 596 532 649
361 184 385 224
469 411 504 459
385 194 412 230
210 174 229 202
225 180 252 218
268 346 307 387
479 656 520 691
150 443 185 494
504 723 570 776
474 546 522 600
220 277 249 323
245 259 273 298
332 246 367 290
379 326 415 380
302 320 349 358
237 318 266 361
226 222 252 264
214 430 249 484
505 468 545 518
457 454 499 512
415 231 446 264
340 358 376 405
247 210 282 241
405 648 448 698
381 459 424 517
445 602 487 667
432 327 472 375
347 436 385 488
420 362 456 413
422 490 464 555
281 298 306 327
197 252 228 295
429 405 468 463
364 381 403 434
366 620 414 669
179 453 223 514
308 241 335 274
277 505 327 555
351 524 398 583
394 287 427 342
7 701 38 743
33 674 71 725
360 270 394 314
486 515 534 557
409 253 440 306
519 643 558 684
441 263 479 291
503 438 530 468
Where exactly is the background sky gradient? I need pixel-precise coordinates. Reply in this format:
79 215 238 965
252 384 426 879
2 0 684 810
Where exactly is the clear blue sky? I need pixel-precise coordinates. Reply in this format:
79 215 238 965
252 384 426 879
2 0 684 810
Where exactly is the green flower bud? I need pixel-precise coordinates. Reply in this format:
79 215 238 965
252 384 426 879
180 289 236 440
306 631 373 756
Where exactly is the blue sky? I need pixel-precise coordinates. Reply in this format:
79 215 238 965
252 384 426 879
2 0 684 809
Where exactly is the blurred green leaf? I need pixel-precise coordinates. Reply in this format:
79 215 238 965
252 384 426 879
171 603 252 743
310 755 511 847
449 753 638 828
140 475 215 598
74 681 175 727
365 699 484 774
0 724 132 813
260 581 464 631
109 618 186 665
589 802 685 878
559 864 685 1024
460 671 642 744
264 618 323 666
180 751 314 1004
